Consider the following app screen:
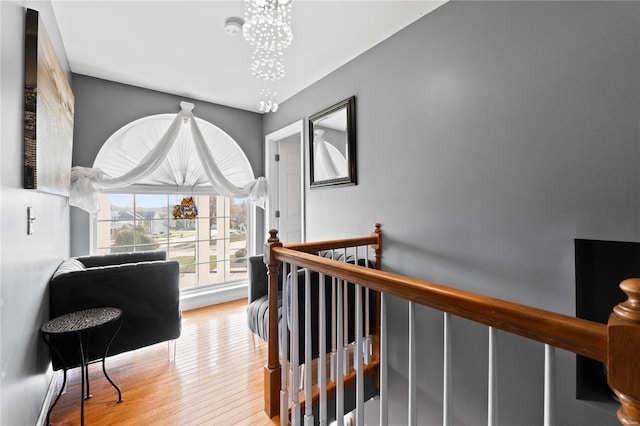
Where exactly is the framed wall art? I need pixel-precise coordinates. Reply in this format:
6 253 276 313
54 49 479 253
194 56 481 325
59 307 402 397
24 8 75 196
308 96 356 187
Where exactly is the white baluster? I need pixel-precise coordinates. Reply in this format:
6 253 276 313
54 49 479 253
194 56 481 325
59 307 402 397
355 283 364 426
544 344 556 426
343 249 350 375
281 263 290 426
291 265 301 426
331 251 337 382
304 269 314 426
380 292 388 426
443 312 452 426
360 246 372 365
336 278 344 426
488 327 497 426
409 301 417 426
319 272 328 426
364 287 371 364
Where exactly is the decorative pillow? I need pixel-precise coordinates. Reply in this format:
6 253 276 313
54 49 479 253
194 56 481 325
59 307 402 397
52 258 86 279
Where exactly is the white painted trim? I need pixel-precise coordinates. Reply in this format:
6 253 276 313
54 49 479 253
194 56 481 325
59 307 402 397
544 344 556 426
248 202 257 256
265 119 305 243
443 312 452 426
379 293 388 426
180 282 247 311
408 301 417 426
37 369 62 426
488 327 498 426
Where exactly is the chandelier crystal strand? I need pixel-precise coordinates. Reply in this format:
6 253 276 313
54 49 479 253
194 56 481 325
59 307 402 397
251 48 285 81
259 87 279 113
243 0 293 52
243 0 292 113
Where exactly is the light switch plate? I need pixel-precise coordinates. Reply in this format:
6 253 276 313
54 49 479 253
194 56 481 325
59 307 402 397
27 206 35 235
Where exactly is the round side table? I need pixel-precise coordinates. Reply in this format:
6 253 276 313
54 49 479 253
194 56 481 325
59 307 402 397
41 307 124 426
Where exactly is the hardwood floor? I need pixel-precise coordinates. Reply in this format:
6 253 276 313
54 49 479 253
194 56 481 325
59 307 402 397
48 299 277 425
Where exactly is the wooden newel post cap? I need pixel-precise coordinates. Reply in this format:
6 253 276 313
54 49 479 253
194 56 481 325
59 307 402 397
264 229 282 265
614 279 640 322
267 229 280 243
608 278 640 425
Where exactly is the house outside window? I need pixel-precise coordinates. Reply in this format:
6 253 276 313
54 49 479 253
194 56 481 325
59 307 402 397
95 193 248 290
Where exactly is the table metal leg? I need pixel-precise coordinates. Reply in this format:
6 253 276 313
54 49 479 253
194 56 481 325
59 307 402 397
81 332 91 400
41 333 67 426
78 333 86 426
102 317 123 403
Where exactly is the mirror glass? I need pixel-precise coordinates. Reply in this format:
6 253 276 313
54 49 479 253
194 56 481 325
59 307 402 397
309 96 356 187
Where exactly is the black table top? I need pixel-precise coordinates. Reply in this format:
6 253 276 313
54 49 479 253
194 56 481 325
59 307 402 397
41 307 122 335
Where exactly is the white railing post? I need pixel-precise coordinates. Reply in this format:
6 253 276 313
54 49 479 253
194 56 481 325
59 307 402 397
319 272 328 426
544 344 556 426
488 327 498 426
363 246 372 365
304 269 314 426
343 249 350 375
408 301 417 426
336 278 345 426
380 292 388 426
355 283 364 426
443 312 452 426
331 251 337 382
291 266 301 426
281 263 290 426
365 287 371 364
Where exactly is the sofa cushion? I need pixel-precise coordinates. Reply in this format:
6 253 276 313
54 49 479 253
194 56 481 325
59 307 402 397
52 258 85 279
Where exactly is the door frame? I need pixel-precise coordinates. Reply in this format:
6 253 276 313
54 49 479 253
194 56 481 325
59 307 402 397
265 119 305 244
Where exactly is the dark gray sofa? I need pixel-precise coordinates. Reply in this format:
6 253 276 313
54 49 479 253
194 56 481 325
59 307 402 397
48 251 181 370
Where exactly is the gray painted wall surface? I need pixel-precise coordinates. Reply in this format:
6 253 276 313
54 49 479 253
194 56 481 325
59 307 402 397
264 2 639 424
70 74 264 256
0 1 72 424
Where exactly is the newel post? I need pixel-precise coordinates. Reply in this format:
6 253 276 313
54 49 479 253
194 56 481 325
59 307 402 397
263 229 283 417
608 278 640 425
371 223 382 270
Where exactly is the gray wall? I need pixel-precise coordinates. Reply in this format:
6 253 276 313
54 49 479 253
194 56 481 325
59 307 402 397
264 2 639 425
70 74 264 256
0 1 72 424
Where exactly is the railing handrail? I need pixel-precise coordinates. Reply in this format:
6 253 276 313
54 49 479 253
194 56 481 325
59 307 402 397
272 246 607 362
282 236 379 254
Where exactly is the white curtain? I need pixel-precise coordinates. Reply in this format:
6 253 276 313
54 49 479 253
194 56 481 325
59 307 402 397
70 101 267 214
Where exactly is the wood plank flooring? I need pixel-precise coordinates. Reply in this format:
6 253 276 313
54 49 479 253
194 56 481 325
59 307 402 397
48 299 277 426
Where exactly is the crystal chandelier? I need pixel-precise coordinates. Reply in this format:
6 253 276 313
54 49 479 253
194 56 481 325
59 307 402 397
243 0 293 113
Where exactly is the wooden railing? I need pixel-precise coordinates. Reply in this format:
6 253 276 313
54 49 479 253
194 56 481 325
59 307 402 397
262 224 382 422
262 224 640 425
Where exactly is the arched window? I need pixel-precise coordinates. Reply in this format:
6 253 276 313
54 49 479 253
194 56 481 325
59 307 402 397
78 102 264 291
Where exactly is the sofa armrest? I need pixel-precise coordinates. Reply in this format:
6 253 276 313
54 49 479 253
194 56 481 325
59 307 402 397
76 251 167 268
248 255 268 303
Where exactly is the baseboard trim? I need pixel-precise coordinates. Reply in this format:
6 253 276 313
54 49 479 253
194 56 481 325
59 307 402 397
180 282 247 311
37 370 61 426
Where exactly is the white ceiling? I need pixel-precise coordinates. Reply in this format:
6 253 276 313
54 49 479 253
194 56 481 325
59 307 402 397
51 0 446 113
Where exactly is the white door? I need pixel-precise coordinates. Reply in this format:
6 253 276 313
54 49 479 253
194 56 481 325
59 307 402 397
266 120 304 245
275 136 302 244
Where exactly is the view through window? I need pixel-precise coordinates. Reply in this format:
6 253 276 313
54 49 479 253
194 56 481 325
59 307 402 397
96 194 248 290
